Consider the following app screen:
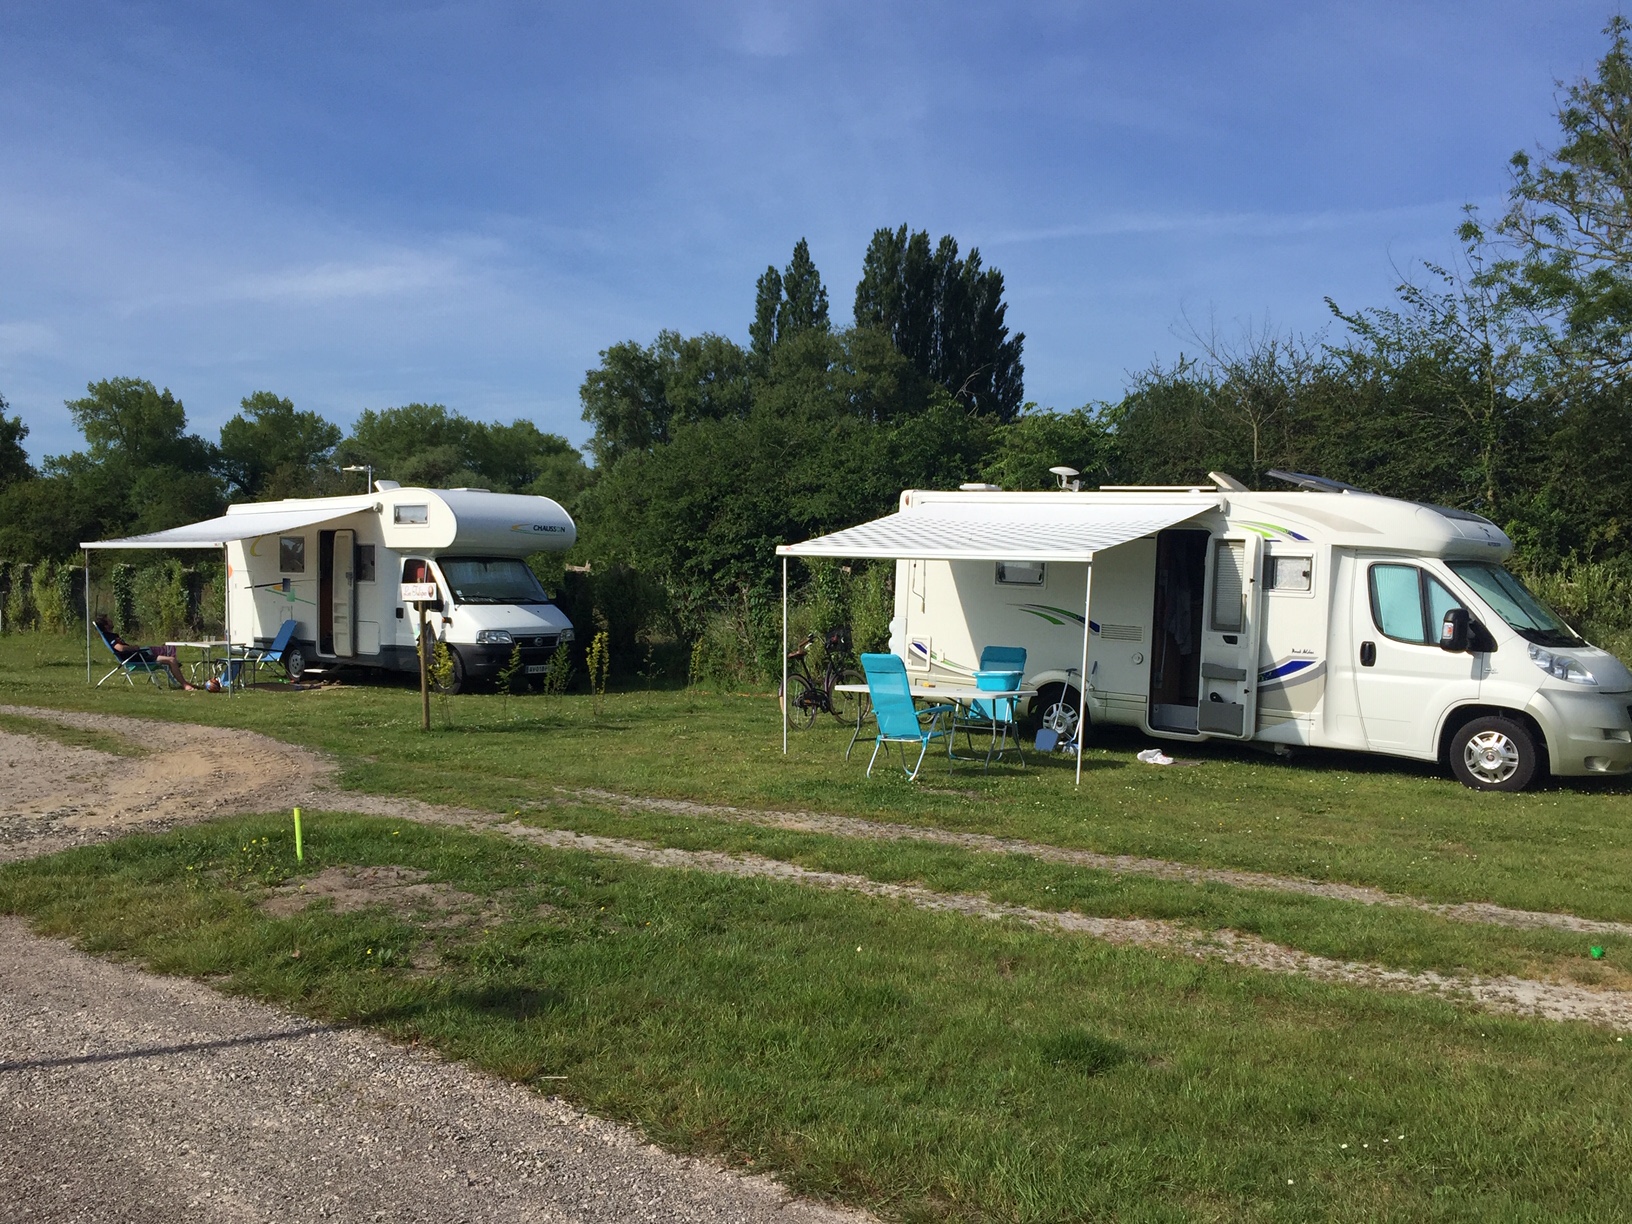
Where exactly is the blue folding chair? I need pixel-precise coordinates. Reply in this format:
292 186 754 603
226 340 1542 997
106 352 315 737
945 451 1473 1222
237 619 299 683
956 645 1027 769
94 623 176 690
860 653 957 780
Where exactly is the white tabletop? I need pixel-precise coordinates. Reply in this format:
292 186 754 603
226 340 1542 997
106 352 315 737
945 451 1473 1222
165 641 231 649
835 681 1035 700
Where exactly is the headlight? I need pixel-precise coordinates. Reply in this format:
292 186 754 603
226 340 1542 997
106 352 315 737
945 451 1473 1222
1529 643 1597 686
476 630 513 645
559 627 575 643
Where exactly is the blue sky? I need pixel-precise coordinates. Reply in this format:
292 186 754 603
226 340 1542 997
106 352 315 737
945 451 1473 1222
0 1 1616 466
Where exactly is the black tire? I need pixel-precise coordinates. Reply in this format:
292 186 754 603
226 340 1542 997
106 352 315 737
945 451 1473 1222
780 669 818 730
282 646 307 683
433 646 468 696
829 668 866 725
1033 683 1084 743
1449 715 1539 791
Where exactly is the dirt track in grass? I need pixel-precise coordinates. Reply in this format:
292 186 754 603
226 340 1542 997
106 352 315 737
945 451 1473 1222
2 703 1630 1031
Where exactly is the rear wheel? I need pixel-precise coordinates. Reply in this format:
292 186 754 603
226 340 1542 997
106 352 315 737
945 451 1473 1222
1449 716 1539 791
829 668 866 724
1034 683 1083 743
282 646 307 683
780 668 819 730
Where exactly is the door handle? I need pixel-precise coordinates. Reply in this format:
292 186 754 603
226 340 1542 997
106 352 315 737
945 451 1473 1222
1360 641 1376 667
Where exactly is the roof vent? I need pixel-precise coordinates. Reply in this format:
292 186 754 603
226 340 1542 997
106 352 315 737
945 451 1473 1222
375 479 401 491
959 483 1002 492
1208 471 1249 492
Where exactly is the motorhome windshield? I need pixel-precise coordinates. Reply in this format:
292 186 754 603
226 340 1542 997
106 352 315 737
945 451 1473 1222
437 557 550 605
1446 562 1582 647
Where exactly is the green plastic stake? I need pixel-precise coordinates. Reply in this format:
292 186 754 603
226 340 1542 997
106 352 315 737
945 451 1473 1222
293 807 304 863
1590 945 1605 960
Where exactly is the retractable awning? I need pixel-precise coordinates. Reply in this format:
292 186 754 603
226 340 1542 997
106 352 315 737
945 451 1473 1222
776 496 1217 562
776 493 1221 782
81 500 374 550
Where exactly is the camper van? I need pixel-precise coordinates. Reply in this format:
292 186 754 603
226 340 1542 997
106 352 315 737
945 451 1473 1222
223 485 576 691
876 473 1632 791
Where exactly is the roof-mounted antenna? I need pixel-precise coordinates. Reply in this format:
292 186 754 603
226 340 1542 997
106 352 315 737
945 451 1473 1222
1049 465 1082 492
1265 469 1364 494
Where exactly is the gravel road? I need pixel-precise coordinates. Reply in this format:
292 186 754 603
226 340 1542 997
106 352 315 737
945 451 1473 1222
0 917 867 1224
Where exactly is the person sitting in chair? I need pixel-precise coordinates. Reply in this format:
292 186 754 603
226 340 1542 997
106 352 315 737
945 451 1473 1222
94 614 196 690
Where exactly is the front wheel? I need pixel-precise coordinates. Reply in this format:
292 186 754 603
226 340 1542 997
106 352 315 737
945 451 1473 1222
828 668 866 724
1449 715 1540 791
432 645 468 695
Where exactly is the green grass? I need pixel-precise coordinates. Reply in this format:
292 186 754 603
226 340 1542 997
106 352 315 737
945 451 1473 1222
7 633 1632 921
0 708 149 757
4 812 1632 1223
10 631 1632 1218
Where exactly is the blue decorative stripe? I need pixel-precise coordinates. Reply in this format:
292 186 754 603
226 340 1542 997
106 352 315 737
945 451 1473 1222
1259 658 1317 682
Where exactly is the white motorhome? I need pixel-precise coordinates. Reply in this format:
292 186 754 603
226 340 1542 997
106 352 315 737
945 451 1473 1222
784 472 1632 790
220 484 576 691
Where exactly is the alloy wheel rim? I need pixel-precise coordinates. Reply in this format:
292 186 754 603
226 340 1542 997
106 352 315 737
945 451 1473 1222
1464 730 1519 784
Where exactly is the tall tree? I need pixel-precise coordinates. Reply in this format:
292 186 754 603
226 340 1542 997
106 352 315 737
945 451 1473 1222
854 225 1026 422
1495 15 1632 386
218 391 343 500
0 394 34 490
749 239 831 360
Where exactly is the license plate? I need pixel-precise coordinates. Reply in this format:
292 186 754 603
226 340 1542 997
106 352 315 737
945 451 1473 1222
525 664 550 674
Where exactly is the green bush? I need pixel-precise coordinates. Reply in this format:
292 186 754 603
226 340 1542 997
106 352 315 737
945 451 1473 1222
5 563 34 632
31 561 68 634
134 559 191 640
111 564 137 631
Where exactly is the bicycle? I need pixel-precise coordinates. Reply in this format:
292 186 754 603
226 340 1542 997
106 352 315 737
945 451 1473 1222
779 629 865 730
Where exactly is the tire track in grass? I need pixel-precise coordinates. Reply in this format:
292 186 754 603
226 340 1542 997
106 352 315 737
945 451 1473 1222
5 707 1628 1028
503 823 1632 1032
560 787 1632 939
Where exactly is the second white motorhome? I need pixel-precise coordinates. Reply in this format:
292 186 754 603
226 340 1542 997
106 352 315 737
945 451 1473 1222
222 484 577 691
786 472 1632 790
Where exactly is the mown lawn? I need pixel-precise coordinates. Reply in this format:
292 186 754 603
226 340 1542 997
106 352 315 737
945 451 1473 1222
4 812 1631 1224
12 633 1632 918
7 632 1632 1220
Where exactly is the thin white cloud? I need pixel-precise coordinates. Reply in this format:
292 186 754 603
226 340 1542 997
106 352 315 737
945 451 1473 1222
0 321 61 360
988 199 1492 247
221 251 469 304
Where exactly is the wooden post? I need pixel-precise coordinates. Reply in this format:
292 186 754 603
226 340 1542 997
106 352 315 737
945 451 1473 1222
418 601 431 732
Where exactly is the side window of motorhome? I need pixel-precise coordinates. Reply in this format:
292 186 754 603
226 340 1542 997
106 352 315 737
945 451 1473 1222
279 536 305 573
394 504 428 525
1210 540 1246 631
1267 555 1312 593
995 561 1045 586
356 544 376 582
1368 564 1463 644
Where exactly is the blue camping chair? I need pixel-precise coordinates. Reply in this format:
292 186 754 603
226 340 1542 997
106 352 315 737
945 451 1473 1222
236 619 300 683
955 645 1028 769
860 653 958 780
94 623 176 690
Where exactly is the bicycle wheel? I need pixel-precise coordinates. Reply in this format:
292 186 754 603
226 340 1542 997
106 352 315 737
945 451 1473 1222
828 668 866 725
779 669 820 730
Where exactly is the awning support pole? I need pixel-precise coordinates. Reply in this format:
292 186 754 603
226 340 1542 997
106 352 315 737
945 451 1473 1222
84 550 92 685
781 555 788 755
1076 560 1093 785
223 545 232 697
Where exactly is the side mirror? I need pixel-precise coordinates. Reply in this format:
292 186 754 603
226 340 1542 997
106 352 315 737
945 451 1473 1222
1439 608 1470 652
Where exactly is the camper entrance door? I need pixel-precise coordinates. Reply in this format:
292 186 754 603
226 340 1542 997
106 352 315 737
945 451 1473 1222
318 529 356 657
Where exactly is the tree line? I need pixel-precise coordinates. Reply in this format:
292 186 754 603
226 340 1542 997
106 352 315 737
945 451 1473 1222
6 16 1632 671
